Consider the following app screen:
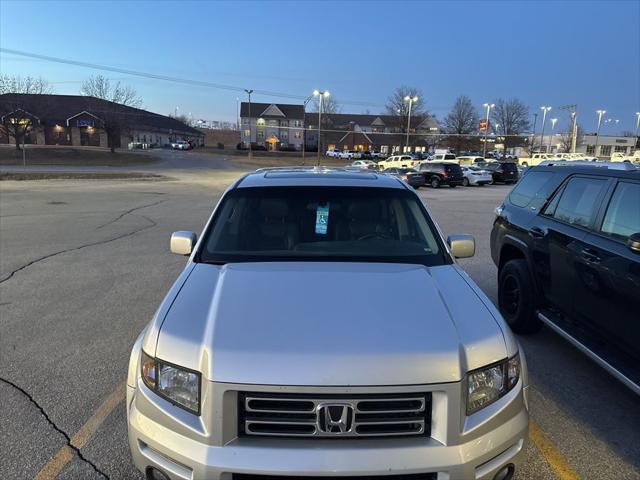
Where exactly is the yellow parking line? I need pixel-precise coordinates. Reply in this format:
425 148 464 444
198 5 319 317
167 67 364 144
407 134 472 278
529 419 581 480
34 381 126 480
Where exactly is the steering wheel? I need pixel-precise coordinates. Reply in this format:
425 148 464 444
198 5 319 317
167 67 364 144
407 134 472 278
358 232 393 241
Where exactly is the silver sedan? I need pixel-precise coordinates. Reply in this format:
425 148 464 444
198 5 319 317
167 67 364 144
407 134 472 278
462 166 493 186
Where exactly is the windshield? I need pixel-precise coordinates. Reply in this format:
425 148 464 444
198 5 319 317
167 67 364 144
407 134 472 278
199 186 447 266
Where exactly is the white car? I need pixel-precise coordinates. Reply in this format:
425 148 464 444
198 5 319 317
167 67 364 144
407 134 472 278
171 140 191 150
326 149 341 158
350 160 376 170
461 166 492 186
338 150 359 159
127 166 528 480
377 154 420 170
429 153 458 162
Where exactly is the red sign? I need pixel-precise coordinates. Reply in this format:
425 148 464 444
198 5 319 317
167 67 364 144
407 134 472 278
479 119 489 131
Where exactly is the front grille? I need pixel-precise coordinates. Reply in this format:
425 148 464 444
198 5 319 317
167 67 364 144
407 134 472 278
233 474 437 480
238 392 431 438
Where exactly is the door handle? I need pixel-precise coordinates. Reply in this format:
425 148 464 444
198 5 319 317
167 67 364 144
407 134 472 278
528 227 545 239
581 248 601 263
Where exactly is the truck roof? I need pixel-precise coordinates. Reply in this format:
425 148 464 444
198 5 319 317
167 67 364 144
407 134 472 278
236 166 407 189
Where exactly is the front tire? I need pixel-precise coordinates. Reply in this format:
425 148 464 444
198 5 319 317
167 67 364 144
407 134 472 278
430 177 440 188
462 177 470 187
498 259 542 334
450 183 457 188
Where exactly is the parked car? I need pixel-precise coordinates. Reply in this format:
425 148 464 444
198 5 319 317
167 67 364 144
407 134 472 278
517 153 553 167
456 156 487 166
326 149 341 158
350 159 376 170
127 166 528 479
338 150 359 159
383 167 425 188
461 166 492 186
417 161 464 188
429 153 457 162
370 150 385 159
377 154 420 170
484 161 520 184
491 162 639 394
170 140 191 150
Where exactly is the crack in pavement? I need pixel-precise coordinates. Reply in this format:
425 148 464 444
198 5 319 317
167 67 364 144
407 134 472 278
0 377 110 479
95 199 166 230
0 213 158 284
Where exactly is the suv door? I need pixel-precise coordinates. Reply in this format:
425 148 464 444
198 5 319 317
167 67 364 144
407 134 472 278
572 180 640 361
531 175 611 316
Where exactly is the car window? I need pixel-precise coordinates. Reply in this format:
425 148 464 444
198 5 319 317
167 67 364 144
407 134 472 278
600 181 640 240
509 171 557 211
200 186 447 266
545 177 608 228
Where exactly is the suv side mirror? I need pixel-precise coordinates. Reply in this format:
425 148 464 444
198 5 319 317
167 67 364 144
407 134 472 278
627 233 640 254
447 234 475 258
170 231 197 255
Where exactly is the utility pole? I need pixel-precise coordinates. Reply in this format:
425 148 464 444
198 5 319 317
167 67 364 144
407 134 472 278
244 89 253 160
404 95 418 152
539 106 551 153
635 112 640 152
482 103 495 158
595 109 606 158
531 112 538 154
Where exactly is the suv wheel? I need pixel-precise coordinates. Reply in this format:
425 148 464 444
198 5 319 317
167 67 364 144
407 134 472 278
430 177 440 188
462 177 470 187
498 259 542 334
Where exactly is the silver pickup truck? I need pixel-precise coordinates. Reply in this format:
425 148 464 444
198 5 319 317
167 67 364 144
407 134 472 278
127 167 529 480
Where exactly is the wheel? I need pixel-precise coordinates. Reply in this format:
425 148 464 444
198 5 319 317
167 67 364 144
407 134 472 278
462 177 470 187
479 182 485 186
430 177 440 188
413 185 420 189
498 259 542 334
450 183 457 188
521 162 528 167
490 179 496 185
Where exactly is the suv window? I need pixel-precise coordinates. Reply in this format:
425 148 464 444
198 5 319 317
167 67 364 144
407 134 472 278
509 171 557 211
601 181 640 240
199 186 447 266
443 154 456 160
545 176 608 228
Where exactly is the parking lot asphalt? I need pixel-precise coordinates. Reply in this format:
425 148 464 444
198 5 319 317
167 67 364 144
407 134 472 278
1 160 639 480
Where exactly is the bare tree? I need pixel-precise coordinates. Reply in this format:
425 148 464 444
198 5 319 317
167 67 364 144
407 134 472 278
559 123 585 152
81 75 142 152
442 95 479 153
385 86 426 132
170 113 193 127
310 96 340 114
490 98 530 155
0 75 54 150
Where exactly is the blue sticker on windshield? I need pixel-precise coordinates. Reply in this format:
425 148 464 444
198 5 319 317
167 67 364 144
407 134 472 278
315 203 330 235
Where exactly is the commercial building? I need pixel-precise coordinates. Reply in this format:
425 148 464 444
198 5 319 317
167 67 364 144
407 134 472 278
240 102 305 151
0 94 204 149
534 133 638 158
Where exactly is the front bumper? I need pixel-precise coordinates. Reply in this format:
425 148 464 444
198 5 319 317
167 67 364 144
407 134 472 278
127 378 529 480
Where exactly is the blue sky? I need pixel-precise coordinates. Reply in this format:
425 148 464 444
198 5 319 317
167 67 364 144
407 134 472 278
1 0 638 133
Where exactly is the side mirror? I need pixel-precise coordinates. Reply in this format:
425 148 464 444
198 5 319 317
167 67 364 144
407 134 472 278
447 234 475 259
627 233 640 254
170 231 197 256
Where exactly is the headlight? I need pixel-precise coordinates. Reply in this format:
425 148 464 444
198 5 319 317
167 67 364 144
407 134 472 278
466 353 520 415
141 351 201 415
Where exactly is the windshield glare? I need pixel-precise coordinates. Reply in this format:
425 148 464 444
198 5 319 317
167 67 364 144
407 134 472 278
199 186 447 265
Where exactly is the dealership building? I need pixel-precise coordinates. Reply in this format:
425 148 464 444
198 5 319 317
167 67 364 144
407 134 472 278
0 94 204 149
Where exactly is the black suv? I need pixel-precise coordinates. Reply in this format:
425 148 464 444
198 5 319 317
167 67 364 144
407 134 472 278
483 161 519 184
490 163 640 392
417 162 464 188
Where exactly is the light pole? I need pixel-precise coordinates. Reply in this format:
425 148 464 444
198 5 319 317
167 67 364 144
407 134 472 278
549 118 557 152
313 89 330 167
530 112 538 154
244 89 254 159
482 103 495 158
301 94 313 166
539 106 551 153
570 111 578 153
635 112 640 152
404 95 418 152
595 109 606 158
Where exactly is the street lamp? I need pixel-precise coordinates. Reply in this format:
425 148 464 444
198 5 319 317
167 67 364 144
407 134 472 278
404 95 418 152
595 109 606 158
635 112 640 150
482 103 495 157
301 94 314 165
313 89 330 167
549 118 558 152
244 89 254 159
539 106 551 153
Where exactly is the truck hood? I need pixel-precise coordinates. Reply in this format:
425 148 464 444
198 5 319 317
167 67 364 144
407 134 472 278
153 262 508 385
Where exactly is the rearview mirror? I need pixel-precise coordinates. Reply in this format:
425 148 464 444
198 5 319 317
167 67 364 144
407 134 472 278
447 234 475 259
170 231 197 256
627 233 640 254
